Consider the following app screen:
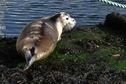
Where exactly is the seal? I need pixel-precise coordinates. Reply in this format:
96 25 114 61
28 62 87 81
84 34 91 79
16 12 76 70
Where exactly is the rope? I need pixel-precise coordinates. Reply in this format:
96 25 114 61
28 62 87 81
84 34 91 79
98 0 126 8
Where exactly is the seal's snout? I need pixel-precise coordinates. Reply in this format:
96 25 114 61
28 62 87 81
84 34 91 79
72 18 76 24
70 17 76 23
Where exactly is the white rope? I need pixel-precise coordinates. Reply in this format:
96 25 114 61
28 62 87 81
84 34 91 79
98 0 126 8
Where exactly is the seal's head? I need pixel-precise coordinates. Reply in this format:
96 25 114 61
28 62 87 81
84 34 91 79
49 12 76 41
55 12 76 31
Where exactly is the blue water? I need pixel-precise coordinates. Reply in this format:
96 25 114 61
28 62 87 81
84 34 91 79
0 0 126 36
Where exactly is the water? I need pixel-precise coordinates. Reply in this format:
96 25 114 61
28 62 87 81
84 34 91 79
0 0 126 36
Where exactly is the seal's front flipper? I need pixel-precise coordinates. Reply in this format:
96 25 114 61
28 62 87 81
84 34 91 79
24 56 36 71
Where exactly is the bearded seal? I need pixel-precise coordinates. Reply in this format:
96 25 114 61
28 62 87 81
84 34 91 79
16 12 76 70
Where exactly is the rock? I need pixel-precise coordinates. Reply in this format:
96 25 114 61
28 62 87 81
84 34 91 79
112 53 121 60
104 12 126 35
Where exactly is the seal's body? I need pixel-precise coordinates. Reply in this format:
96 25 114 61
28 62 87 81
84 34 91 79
16 12 76 70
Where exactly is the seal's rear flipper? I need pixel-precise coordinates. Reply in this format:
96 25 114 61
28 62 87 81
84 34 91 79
25 51 32 64
23 47 36 71
24 56 36 71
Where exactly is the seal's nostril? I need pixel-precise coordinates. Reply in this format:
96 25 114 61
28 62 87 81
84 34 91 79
73 20 75 22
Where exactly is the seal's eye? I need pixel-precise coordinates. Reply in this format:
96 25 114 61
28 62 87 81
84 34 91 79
66 18 69 20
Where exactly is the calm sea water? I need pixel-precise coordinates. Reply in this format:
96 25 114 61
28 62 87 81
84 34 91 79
0 0 126 36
